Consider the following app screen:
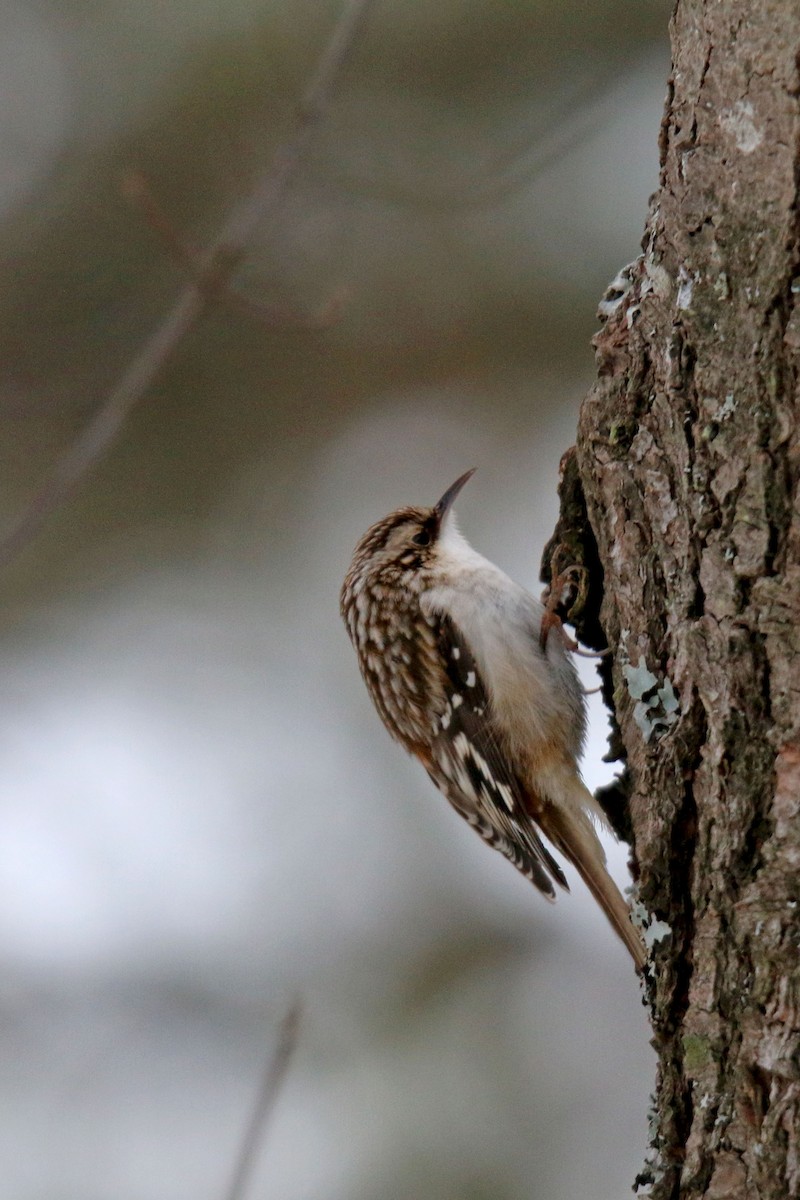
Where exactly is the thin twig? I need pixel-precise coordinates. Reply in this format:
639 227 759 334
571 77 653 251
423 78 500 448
222 1000 302 1200
0 0 376 572
310 65 633 213
124 169 349 329
121 170 200 271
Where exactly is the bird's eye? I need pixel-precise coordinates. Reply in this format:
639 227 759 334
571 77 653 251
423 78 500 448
411 528 431 547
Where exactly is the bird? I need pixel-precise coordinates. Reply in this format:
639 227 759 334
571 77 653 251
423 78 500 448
340 469 646 969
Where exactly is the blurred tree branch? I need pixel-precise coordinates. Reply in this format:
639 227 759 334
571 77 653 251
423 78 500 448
549 2 800 1196
122 170 347 329
221 1001 301 1200
0 0 376 573
312 67 639 213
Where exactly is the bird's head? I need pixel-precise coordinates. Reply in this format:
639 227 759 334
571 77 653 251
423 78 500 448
342 469 476 599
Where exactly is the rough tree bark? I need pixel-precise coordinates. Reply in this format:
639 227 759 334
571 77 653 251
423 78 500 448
546 3 800 1197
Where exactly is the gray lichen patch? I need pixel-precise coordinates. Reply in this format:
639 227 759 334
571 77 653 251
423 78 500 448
623 659 680 743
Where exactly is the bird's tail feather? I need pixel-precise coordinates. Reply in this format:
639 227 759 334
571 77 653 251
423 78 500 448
536 775 646 970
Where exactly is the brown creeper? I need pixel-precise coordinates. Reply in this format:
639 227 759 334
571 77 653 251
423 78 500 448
340 470 646 969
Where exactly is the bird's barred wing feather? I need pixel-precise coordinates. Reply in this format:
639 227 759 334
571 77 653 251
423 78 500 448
428 616 568 898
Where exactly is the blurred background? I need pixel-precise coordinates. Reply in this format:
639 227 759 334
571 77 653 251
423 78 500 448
0 2 670 1197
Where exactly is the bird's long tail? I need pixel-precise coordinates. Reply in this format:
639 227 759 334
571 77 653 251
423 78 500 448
536 772 647 970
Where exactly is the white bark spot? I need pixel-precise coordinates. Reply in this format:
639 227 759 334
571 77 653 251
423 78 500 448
719 100 763 153
676 266 695 310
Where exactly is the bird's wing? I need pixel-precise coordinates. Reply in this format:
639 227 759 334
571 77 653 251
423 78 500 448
425 615 568 899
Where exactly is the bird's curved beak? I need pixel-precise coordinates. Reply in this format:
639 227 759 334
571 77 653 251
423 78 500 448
433 469 476 526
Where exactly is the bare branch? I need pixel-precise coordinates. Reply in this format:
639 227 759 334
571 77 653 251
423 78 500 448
122 169 201 272
0 0 376 572
310 66 633 213
124 169 349 329
221 1000 302 1200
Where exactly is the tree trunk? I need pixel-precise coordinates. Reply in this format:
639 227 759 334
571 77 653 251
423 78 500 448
550 2 800 1197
